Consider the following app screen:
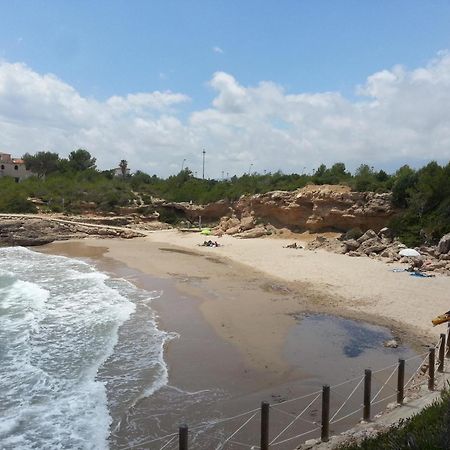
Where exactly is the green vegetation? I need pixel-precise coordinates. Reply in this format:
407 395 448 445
0 149 448 245
338 390 450 450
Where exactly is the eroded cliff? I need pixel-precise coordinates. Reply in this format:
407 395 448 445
162 185 397 233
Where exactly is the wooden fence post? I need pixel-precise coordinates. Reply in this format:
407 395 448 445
438 333 446 372
446 323 450 358
179 424 188 450
428 347 435 391
260 401 269 450
363 369 372 422
321 385 330 443
397 359 405 404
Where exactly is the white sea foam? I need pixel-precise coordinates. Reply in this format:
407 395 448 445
0 247 169 450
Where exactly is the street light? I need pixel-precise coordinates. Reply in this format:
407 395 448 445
248 163 253 175
202 149 206 180
181 158 186 171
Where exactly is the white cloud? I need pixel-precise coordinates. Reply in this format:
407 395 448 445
0 54 450 178
212 46 224 54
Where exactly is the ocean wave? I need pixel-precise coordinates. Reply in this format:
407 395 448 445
0 247 166 450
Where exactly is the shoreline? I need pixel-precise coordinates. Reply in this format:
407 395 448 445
40 232 446 369
33 233 443 448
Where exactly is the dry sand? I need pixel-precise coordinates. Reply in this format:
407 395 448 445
46 230 450 374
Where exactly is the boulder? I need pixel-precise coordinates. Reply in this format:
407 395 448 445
383 339 399 348
234 226 269 239
437 233 450 255
344 239 360 252
358 237 387 255
357 229 378 244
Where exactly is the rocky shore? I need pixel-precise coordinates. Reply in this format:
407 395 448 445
0 215 145 246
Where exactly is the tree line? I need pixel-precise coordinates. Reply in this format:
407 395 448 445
0 149 448 246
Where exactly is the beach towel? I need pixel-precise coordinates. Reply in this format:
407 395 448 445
410 272 435 278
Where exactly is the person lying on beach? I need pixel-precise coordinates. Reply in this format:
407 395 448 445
199 240 221 248
283 242 301 249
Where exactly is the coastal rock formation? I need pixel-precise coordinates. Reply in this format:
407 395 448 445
233 185 396 232
306 227 450 275
0 217 143 247
162 185 397 234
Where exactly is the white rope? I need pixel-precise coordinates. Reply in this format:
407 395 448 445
371 365 398 404
270 426 321 447
159 435 177 450
330 407 361 425
405 353 429 388
371 393 397 407
229 439 259 448
188 407 260 432
276 389 322 406
330 376 364 423
331 374 367 389
270 405 317 426
214 411 259 450
119 432 179 450
405 351 429 362
269 393 320 445
372 361 398 374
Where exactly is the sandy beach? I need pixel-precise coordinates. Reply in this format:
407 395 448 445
44 231 450 373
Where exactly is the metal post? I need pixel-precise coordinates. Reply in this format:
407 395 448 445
428 347 435 391
363 369 372 421
202 149 206 180
438 333 446 372
260 401 269 450
179 424 188 450
321 385 330 443
397 359 405 404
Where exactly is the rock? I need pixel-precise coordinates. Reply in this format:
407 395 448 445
437 233 450 255
0 216 143 247
423 261 447 271
344 239 360 252
176 185 397 233
299 438 321 449
234 227 269 239
378 227 392 238
357 229 378 244
239 215 255 231
358 237 387 255
383 339 399 348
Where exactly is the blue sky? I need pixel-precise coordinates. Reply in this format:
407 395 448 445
0 1 450 176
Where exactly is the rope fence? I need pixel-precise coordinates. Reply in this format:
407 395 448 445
119 332 449 450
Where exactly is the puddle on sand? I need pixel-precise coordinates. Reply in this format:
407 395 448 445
285 314 419 387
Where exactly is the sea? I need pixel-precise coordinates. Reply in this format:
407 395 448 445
0 246 174 450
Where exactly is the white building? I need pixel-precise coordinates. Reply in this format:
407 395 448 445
114 166 130 177
0 153 33 182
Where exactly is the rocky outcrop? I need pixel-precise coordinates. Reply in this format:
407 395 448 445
233 185 395 232
306 227 450 275
0 217 144 247
159 199 232 223
161 185 397 234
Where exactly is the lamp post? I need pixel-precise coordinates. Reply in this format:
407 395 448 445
181 158 186 171
202 149 206 180
248 163 253 175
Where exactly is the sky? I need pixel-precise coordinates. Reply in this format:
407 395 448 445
0 1 450 178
